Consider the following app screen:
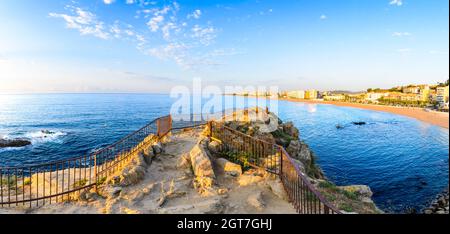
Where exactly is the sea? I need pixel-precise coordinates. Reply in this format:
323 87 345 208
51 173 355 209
0 93 448 213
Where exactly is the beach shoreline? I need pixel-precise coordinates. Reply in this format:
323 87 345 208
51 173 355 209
226 95 449 129
274 98 449 129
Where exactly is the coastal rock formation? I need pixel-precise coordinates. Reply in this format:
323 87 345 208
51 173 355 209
215 158 242 177
0 138 32 148
220 109 324 179
423 187 449 214
0 111 383 215
186 138 217 197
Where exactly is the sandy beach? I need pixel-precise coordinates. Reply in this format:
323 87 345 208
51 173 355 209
277 98 449 129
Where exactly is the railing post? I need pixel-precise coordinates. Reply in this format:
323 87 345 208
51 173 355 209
208 121 213 138
279 147 283 178
94 155 98 192
157 118 161 138
169 115 173 132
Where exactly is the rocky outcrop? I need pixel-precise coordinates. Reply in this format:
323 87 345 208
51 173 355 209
215 158 242 177
423 187 449 214
338 185 374 204
220 109 324 179
0 138 31 148
183 138 217 197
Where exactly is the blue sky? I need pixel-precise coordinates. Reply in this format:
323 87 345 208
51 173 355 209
0 0 448 93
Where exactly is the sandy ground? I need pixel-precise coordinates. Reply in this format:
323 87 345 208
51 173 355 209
0 129 296 214
277 98 449 129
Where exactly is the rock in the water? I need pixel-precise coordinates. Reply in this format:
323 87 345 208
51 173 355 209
352 122 367 126
247 191 265 210
216 158 242 177
0 138 32 148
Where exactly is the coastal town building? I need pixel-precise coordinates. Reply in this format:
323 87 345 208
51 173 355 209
402 86 421 94
366 92 388 103
287 90 306 99
436 86 449 107
323 94 346 101
305 90 319 100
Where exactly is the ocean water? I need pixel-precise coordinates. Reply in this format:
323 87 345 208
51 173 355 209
0 94 448 213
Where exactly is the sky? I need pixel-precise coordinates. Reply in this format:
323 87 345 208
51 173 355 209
0 0 448 93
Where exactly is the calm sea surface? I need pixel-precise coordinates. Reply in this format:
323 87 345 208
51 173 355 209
0 94 448 213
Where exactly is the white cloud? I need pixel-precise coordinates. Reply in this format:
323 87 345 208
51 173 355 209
147 15 164 31
191 25 217 46
49 7 110 39
188 10 202 19
392 32 411 37
50 1 229 69
389 0 403 6
320 14 327 20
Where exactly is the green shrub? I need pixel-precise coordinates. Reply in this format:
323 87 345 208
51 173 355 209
342 190 359 200
339 203 354 212
73 179 88 189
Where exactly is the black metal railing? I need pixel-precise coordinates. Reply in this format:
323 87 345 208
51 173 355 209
208 112 341 214
0 115 172 207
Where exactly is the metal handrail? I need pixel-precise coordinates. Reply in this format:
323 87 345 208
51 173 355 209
209 119 342 214
0 115 173 207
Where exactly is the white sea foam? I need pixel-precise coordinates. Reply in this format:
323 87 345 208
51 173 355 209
24 130 67 144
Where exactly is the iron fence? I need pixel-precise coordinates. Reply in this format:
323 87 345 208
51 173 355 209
1 109 340 214
209 120 341 214
0 115 172 207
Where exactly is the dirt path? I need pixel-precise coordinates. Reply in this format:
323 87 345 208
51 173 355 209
1 128 296 214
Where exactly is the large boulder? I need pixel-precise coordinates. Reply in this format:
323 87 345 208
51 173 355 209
297 142 312 165
208 141 222 154
282 122 299 139
286 140 301 158
253 131 276 145
216 158 242 177
189 139 216 196
189 141 215 179
116 153 147 186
